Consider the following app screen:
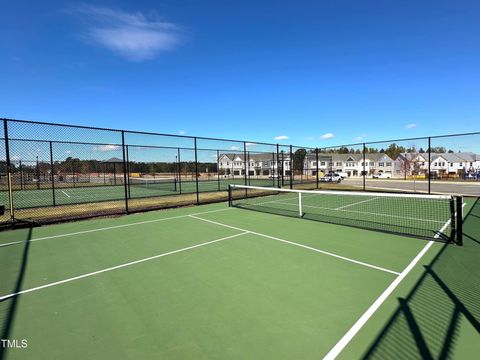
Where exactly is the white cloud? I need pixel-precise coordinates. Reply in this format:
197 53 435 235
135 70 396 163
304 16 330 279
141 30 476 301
11 155 22 161
93 144 121 152
73 4 184 61
405 123 418 129
178 130 186 135
245 142 255 148
354 134 367 141
229 146 240 151
306 136 314 140
320 133 334 140
274 135 288 141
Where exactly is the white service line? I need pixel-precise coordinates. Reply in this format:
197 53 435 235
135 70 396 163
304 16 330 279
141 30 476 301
0 207 233 248
61 190 71 198
189 215 400 275
0 231 249 301
322 202 465 360
335 196 378 210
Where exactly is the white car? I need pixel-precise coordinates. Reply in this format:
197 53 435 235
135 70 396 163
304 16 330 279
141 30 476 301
372 172 391 179
320 173 342 183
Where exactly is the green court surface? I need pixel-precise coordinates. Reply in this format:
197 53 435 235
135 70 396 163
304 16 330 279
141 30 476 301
1 198 478 359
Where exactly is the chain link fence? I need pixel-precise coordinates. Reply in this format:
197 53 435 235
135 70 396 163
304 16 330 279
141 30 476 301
1 118 478 228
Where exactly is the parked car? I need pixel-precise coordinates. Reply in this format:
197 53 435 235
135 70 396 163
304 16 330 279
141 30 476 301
320 173 342 183
372 172 392 179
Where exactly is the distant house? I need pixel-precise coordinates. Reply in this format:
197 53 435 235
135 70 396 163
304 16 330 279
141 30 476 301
303 153 394 177
218 153 291 177
395 152 480 178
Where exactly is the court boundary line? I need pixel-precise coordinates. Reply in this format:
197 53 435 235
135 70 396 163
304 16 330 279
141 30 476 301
0 207 233 248
322 202 465 360
0 231 249 301
189 215 400 275
61 190 71 198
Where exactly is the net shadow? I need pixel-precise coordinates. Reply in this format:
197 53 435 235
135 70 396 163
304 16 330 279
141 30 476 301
362 197 480 359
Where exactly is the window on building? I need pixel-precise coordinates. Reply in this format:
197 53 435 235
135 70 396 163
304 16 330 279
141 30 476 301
386 162 392 166
460 162 463 166
312 162 316 167
336 162 342 166
450 163 453 167
321 162 325 166
379 162 384 167
370 162 374 166
434 162 438 166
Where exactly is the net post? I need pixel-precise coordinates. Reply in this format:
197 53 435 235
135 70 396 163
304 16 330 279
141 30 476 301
428 137 431 194
228 185 232 207
315 148 319 189
177 148 182 194
298 191 302 217
289 144 293 189
49 141 56 206
121 131 129 214
456 196 463 246
194 137 199 205
362 143 366 191
281 150 285 187
217 149 220 191
3 119 14 221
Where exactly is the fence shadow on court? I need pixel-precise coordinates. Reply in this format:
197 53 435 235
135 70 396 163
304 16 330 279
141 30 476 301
362 198 480 359
0 227 32 360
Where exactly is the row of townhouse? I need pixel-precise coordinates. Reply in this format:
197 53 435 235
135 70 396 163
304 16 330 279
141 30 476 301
218 153 291 176
219 151 480 178
302 153 395 177
395 152 480 177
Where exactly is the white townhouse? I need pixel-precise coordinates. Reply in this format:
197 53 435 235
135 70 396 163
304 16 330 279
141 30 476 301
303 153 395 177
395 152 480 178
218 153 291 177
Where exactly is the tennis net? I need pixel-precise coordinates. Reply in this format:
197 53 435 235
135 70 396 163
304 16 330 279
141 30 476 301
228 185 463 244
129 178 177 192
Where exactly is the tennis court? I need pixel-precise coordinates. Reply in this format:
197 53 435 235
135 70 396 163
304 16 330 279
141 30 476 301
0 189 478 359
1 178 284 210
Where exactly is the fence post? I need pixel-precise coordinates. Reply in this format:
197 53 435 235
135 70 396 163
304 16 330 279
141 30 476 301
177 148 182 194
289 144 293 189
49 141 56 206
126 145 131 199
243 142 248 196
217 150 220 191
3 119 14 221
194 137 199 204
276 144 280 188
428 137 431 194
121 131 129 214
363 143 366 191
315 148 319 189
19 160 23 190
272 152 275 187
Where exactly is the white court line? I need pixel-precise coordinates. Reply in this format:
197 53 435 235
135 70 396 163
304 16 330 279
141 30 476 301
0 231 249 301
322 202 465 360
189 215 400 275
335 196 378 210
61 190 71 198
0 207 233 248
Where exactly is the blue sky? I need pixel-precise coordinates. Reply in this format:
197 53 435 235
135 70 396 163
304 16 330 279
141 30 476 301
1 0 479 148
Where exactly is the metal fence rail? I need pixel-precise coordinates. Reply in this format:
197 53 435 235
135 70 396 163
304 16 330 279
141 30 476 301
1 118 479 228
